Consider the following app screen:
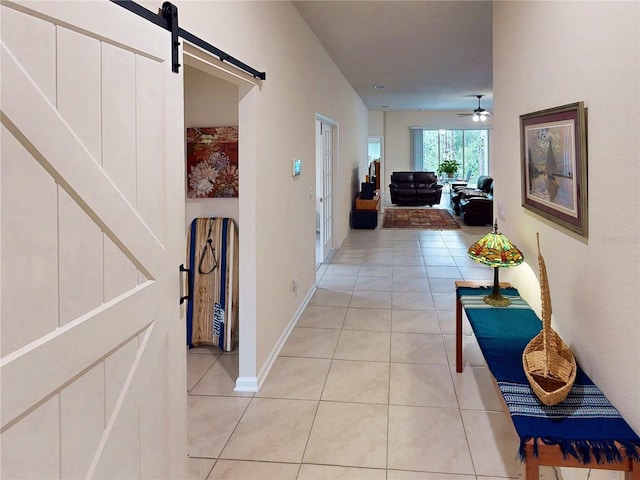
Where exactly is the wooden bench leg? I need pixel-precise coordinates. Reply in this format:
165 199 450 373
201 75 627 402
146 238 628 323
456 296 463 372
523 460 539 480
523 443 540 480
627 459 640 480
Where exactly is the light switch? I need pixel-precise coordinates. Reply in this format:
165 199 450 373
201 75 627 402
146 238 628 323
497 201 506 221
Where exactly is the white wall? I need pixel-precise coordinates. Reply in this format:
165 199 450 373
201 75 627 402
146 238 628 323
173 1 368 382
379 110 492 192
494 1 639 432
368 110 384 136
184 66 239 228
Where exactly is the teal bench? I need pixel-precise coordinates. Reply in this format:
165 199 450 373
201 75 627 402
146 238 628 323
455 281 640 479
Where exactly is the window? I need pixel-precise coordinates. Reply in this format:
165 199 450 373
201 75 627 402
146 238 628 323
410 128 489 181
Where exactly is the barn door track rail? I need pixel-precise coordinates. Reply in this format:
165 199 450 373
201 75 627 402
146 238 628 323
112 0 266 80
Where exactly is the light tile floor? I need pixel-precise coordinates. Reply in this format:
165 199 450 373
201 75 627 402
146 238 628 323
187 196 560 480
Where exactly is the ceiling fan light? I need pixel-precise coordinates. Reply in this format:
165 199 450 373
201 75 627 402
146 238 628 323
472 114 480 122
480 113 487 121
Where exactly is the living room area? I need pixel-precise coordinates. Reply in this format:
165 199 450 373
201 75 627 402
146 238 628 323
378 183 492 231
350 181 487 232
353 114 495 232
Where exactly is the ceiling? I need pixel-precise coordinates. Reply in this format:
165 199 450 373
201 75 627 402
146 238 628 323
293 1 493 113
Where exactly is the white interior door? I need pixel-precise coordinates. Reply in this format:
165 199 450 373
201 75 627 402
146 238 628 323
0 2 186 478
318 120 334 262
315 119 323 268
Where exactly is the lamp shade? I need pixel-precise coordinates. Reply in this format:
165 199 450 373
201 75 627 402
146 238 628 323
468 224 524 268
467 221 523 307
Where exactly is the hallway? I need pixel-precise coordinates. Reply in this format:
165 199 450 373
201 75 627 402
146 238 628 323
186 208 556 479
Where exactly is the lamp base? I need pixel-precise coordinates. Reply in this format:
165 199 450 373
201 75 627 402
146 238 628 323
483 292 511 307
483 266 511 307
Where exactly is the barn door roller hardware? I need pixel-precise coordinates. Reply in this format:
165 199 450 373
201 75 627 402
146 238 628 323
112 0 266 80
161 2 180 74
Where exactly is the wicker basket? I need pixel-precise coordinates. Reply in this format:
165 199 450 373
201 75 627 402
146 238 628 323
522 234 576 406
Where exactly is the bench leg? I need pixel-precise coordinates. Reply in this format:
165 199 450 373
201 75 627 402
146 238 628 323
626 460 640 480
456 296 463 372
523 451 539 480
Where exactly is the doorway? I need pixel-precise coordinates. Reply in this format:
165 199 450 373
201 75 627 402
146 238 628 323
368 136 384 191
182 43 261 392
315 116 336 269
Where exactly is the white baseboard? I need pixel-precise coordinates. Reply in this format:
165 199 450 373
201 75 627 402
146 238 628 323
233 376 258 392
234 283 316 393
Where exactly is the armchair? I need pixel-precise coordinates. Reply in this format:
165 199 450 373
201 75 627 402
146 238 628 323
450 175 493 214
459 183 493 226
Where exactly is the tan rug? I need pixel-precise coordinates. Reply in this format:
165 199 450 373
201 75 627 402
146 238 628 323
382 207 460 229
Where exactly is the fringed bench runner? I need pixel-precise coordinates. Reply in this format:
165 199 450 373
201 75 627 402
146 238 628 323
455 282 640 479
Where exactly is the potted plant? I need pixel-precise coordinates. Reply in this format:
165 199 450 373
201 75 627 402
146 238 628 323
437 159 461 179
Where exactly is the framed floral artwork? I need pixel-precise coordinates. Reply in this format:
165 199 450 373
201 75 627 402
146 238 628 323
520 102 588 237
186 127 239 198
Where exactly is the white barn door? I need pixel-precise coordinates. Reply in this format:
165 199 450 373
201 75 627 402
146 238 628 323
0 1 186 479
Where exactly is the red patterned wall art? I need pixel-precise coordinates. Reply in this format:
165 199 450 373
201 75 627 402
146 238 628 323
186 127 239 198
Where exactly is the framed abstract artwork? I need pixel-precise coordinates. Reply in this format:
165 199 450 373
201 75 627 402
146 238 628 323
186 127 238 198
520 102 588 236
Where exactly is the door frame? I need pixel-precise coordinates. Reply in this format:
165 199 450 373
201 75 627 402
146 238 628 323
181 43 262 393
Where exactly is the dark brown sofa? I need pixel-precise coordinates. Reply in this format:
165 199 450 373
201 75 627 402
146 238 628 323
389 171 443 206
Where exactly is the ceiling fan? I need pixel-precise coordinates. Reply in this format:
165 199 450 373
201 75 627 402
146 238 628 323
457 95 492 121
